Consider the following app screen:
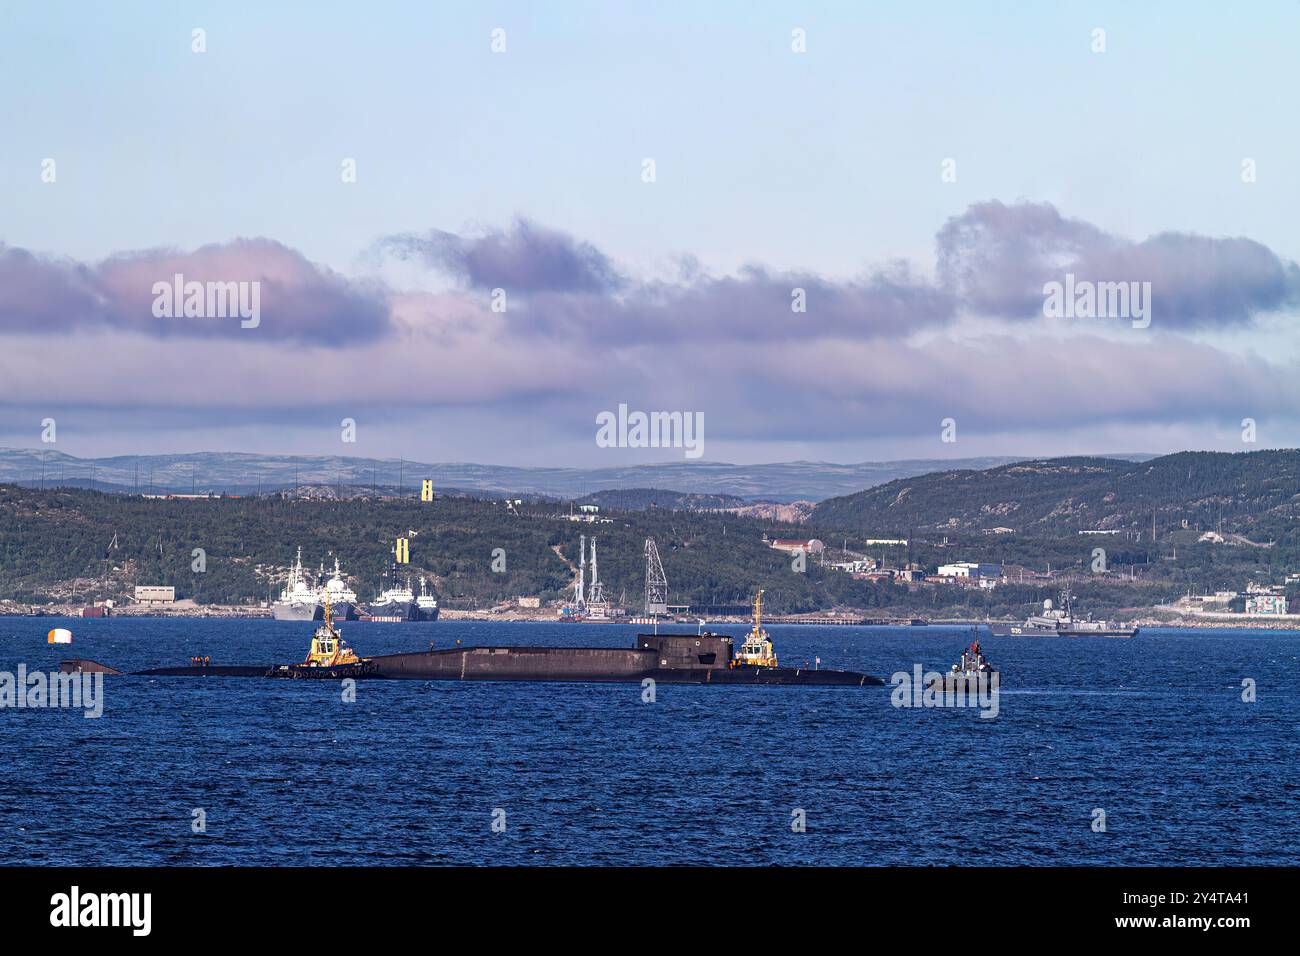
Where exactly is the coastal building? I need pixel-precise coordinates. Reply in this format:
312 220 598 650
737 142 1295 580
133 585 175 605
1246 594 1288 615
852 571 896 583
769 538 825 556
829 558 877 573
936 561 1003 581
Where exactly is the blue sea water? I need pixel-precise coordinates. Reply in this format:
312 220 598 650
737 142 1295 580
0 616 1296 866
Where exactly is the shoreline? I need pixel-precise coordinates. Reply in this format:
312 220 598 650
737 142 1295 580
2 603 1299 630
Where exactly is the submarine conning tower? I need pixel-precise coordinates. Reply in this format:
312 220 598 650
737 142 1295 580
636 633 734 669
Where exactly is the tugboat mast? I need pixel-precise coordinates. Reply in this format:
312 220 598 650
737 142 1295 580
734 590 778 668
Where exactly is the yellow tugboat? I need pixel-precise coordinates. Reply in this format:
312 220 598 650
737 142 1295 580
304 593 362 667
732 590 778 668
269 593 377 679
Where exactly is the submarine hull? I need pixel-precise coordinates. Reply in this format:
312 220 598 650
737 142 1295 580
138 664 270 677
59 632 884 687
364 647 880 685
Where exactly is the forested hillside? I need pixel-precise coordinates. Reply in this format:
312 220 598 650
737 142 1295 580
0 485 895 614
814 451 1300 539
3 447 1296 618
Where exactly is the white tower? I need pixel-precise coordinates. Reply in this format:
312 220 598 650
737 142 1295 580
576 534 587 610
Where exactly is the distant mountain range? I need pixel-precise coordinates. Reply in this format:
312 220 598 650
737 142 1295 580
0 448 1144 503
812 450 1300 538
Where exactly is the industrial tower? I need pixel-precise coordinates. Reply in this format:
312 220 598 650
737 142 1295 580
585 537 609 618
644 538 669 616
575 534 587 611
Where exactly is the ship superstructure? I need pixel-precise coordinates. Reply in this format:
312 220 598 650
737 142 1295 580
319 556 361 620
733 590 778 668
990 587 1138 637
415 577 440 621
271 546 321 621
367 540 419 621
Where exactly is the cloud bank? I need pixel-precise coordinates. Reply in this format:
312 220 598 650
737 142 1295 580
1 239 389 343
2 203 1298 461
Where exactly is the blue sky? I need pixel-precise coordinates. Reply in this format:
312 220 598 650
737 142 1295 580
2 1 1298 464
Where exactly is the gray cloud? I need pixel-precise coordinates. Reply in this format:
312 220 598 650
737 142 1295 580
0 239 390 343
937 200 1300 326
0 245 101 332
515 261 954 345
5 204 1300 460
378 218 625 293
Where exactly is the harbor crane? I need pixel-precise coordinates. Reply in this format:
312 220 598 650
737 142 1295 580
644 538 669 616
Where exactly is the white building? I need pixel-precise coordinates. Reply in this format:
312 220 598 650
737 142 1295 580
134 586 175 605
769 538 825 556
936 562 1002 581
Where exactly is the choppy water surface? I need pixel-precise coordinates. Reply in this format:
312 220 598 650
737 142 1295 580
1 617 1296 865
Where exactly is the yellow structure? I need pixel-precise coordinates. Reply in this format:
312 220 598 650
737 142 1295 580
733 590 778 668
421 480 434 502
304 595 362 667
395 537 410 563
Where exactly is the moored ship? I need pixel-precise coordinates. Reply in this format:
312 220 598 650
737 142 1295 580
271 546 321 621
415 577 440 621
989 587 1138 637
319 556 361 621
365 547 419 621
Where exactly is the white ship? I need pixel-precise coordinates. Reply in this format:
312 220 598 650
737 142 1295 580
319 556 361 621
272 547 322 621
415 577 440 621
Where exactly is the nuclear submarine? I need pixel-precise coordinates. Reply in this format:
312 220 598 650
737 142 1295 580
60 591 883 688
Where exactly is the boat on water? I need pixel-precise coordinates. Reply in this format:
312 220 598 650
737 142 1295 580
271 549 361 621
364 538 420 621
734 590 778 667
318 556 361 621
415 577 440 621
988 587 1138 637
927 639 999 691
63 591 883 687
367 565 418 621
948 640 995 677
271 546 320 621
269 594 376 679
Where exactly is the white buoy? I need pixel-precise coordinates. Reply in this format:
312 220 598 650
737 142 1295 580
47 628 72 645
